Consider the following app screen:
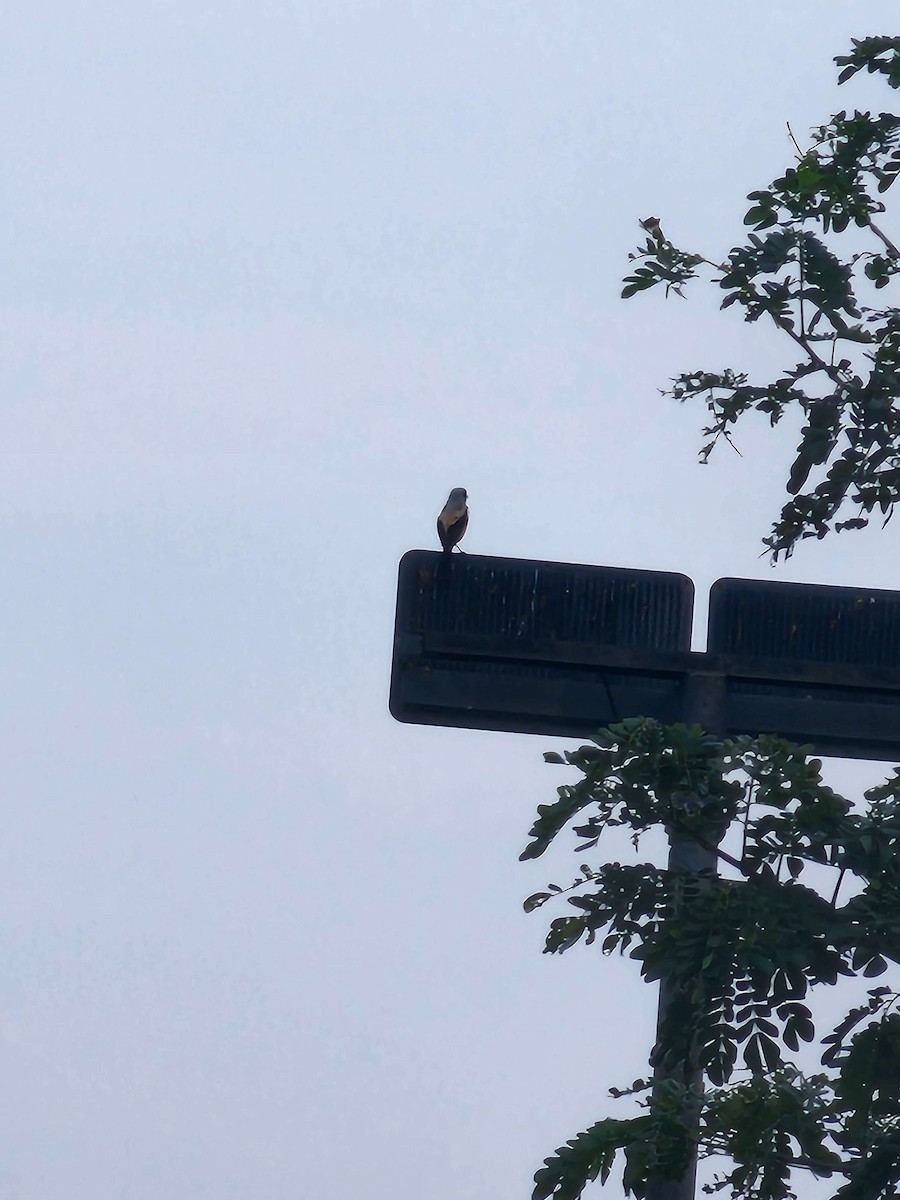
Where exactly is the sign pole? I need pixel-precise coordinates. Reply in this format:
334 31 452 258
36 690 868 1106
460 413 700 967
646 673 725 1200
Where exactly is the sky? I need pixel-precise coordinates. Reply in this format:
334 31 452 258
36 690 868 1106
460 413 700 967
4 4 900 1198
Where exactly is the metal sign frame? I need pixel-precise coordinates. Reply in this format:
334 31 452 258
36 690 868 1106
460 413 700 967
391 552 900 760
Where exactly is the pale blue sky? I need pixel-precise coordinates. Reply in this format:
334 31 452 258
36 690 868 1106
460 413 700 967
3 4 900 1198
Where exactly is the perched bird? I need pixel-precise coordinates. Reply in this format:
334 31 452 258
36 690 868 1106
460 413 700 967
437 487 468 554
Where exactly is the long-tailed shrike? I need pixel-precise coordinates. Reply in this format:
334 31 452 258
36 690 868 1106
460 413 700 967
437 488 468 554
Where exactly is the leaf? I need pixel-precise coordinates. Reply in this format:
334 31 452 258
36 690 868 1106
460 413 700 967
863 954 888 977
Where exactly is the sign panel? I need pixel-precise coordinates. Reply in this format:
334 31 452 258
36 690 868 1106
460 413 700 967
708 578 900 760
709 577 900 668
390 551 694 737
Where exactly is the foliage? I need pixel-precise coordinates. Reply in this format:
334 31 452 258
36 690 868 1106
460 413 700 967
524 719 900 1200
621 37 900 560
524 37 900 1200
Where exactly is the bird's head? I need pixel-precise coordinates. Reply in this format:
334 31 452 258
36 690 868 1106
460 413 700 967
448 487 467 504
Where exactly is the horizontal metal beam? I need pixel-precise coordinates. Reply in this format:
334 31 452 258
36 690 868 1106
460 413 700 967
391 640 900 759
412 631 900 692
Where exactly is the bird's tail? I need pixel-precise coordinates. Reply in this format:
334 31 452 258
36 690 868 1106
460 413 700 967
437 549 453 586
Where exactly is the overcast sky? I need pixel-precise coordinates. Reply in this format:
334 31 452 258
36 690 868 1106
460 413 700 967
4 4 900 1198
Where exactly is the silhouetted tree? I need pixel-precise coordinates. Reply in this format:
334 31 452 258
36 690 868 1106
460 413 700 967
526 38 900 1200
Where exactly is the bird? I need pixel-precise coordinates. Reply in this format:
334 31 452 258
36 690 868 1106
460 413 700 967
437 487 468 554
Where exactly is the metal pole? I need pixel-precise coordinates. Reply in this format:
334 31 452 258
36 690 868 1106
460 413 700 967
646 673 726 1200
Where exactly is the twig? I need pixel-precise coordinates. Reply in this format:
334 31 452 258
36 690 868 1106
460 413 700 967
692 833 751 877
868 219 900 260
799 230 806 339
786 121 805 159
776 317 846 383
741 783 754 864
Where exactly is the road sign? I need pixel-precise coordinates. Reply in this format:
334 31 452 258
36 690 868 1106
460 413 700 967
706 577 900 760
390 551 694 737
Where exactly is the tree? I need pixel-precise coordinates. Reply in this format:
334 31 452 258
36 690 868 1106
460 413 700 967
622 36 900 563
524 38 900 1200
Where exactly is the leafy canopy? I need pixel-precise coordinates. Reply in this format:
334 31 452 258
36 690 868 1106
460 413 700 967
526 720 900 1200
621 36 900 561
525 37 900 1200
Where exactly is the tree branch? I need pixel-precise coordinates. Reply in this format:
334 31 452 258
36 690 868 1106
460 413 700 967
868 218 900 260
